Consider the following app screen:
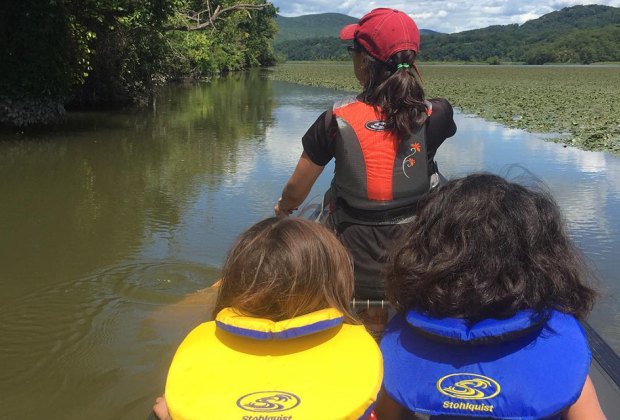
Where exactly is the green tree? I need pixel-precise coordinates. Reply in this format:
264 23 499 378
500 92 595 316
0 0 90 125
165 0 277 79
0 0 89 100
486 56 501 65
70 0 181 106
524 46 556 65
0 0 279 126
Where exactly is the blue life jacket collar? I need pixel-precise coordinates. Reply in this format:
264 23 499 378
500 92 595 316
381 309 590 419
406 309 550 345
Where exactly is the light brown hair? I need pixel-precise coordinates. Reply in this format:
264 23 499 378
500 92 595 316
214 217 358 323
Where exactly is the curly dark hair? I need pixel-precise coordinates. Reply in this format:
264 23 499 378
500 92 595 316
385 173 597 321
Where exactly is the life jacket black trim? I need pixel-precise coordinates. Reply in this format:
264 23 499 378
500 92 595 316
326 98 434 226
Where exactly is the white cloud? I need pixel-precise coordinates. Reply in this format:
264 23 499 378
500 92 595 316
272 0 620 33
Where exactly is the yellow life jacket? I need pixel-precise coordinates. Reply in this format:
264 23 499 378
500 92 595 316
165 307 383 420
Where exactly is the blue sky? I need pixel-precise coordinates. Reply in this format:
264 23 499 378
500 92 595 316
271 1 620 33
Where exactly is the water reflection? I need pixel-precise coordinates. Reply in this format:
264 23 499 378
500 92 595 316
0 70 277 419
0 74 619 419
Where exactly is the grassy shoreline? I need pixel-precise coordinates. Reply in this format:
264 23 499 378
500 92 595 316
269 62 620 154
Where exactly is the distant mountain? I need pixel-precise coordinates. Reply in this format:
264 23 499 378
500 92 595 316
275 5 620 64
520 4 620 32
422 5 620 64
275 13 441 44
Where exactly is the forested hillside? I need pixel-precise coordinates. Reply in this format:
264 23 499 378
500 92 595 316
275 13 358 42
423 5 620 64
275 12 439 60
0 0 277 126
275 5 620 64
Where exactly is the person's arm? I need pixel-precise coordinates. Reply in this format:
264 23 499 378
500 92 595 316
425 98 456 161
152 395 172 420
274 151 324 217
563 375 606 420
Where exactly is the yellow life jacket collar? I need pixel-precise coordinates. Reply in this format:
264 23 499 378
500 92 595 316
215 307 345 340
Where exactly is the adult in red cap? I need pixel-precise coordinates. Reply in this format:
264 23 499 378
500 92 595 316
275 8 456 332
339 8 421 70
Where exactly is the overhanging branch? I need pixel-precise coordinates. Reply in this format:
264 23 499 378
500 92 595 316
164 3 269 31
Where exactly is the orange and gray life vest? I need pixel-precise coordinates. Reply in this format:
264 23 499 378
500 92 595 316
327 98 435 226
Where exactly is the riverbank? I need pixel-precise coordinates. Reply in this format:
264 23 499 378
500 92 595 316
268 63 620 154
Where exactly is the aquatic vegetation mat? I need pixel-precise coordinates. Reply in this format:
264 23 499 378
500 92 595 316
269 63 620 154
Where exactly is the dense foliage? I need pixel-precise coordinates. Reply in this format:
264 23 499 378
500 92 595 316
275 13 357 42
69 0 181 107
275 30 440 62
0 0 87 100
275 5 620 65
167 1 277 80
0 0 277 125
277 37 350 61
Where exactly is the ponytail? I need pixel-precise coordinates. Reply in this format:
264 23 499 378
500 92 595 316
359 48 428 139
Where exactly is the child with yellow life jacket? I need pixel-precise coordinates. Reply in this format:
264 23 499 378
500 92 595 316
153 217 382 420
376 173 607 420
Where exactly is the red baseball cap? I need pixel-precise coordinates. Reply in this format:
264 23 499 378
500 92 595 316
340 8 420 62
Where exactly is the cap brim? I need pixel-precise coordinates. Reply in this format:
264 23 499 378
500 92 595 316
339 24 358 40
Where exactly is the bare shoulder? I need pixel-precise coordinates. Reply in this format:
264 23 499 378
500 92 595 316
563 375 607 420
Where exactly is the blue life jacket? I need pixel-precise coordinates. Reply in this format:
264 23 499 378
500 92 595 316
380 309 590 419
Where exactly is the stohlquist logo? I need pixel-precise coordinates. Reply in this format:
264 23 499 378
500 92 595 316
436 373 501 400
237 391 300 412
365 120 387 131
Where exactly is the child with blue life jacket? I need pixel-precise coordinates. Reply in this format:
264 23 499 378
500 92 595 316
274 8 457 321
376 173 606 420
153 217 382 420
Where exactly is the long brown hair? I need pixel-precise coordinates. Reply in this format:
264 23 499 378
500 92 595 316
386 173 597 321
214 217 358 323
358 44 428 139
